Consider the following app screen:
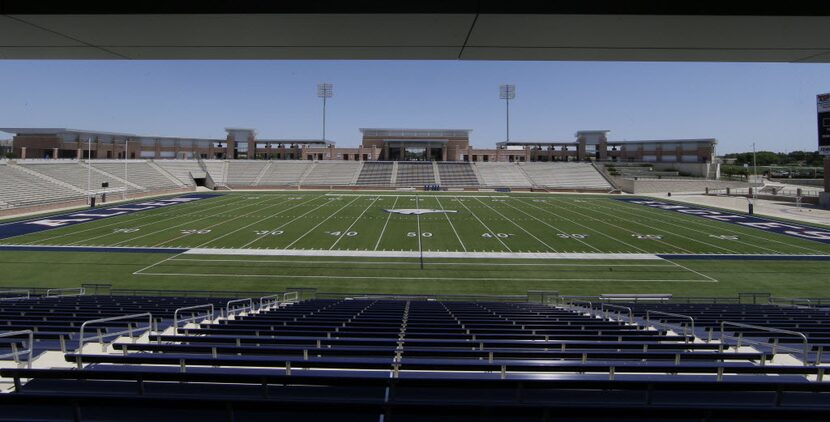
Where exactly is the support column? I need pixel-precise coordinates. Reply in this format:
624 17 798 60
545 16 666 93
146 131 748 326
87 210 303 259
20 147 26 159
52 147 59 159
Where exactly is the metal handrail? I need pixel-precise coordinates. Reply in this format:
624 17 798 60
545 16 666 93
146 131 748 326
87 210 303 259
720 321 810 366
259 294 282 310
226 298 254 318
173 304 215 335
0 330 34 368
769 297 813 308
46 287 86 298
600 304 634 324
76 313 153 365
0 290 30 301
646 310 695 338
283 291 299 303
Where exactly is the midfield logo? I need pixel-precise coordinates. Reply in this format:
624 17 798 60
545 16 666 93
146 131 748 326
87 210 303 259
384 209 458 215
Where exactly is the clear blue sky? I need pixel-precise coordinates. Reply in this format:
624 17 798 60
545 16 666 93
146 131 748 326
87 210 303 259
1 60 829 154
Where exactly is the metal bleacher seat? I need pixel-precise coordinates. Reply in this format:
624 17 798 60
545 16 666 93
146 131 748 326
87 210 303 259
2 296 830 421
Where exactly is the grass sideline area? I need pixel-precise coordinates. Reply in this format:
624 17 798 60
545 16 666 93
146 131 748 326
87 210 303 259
0 251 827 297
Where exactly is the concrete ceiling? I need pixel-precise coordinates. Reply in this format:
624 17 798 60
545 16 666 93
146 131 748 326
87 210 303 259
2 2 830 61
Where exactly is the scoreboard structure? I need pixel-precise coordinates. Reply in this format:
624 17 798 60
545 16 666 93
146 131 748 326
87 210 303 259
820 93 830 156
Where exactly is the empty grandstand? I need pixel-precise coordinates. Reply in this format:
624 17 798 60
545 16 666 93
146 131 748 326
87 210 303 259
355 162 393 186
475 162 533 188
256 161 312 187
437 162 480 187
1 291 829 421
152 160 204 186
300 161 362 186
520 162 613 191
395 162 435 187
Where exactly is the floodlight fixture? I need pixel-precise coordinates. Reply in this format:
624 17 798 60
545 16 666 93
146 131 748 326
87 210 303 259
317 83 334 141
499 84 516 142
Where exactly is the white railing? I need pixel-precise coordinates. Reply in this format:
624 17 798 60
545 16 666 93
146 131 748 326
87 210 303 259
225 298 254 318
46 287 86 298
259 294 282 310
76 313 153 367
283 291 299 303
173 304 215 335
720 321 810 366
0 330 34 368
646 310 695 341
0 290 31 301
600 303 634 324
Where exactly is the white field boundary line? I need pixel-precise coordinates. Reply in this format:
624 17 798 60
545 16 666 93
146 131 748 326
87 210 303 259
373 196 399 251
132 252 187 275
662 258 719 282
515 198 649 253
330 196 380 250
133 272 716 283
170 258 677 267
453 197 512 251
283 196 363 249
8 194 238 245
499 200 601 253
473 197 557 253
182 248 661 260
611 199 826 255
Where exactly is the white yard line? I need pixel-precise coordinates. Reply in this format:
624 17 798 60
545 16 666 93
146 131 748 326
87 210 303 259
415 194 423 253
500 200 601 252
240 196 333 248
330 196 380 250
150 196 289 247
283 196 362 249
585 200 742 254
473 197 557 252
434 196 467 252
454 198 512 252
196 195 320 248
373 196 399 251
73 196 272 247
516 198 649 253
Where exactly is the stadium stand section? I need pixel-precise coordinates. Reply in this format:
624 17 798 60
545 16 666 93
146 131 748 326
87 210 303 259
225 160 269 187
0 162 82 209
475 162 534 188
395 162 435 187
520 162 613 191
256 161 313 187
19 161 132 193
355 162 394 186
1 294 829 421
300 161 362 186
437 162 480 187
152 160 203 186
90 161 187 190
201 160 228 186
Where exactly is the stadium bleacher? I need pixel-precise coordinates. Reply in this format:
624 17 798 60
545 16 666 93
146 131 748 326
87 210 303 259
475 162 534 188
152 160 204 186
226 161 269 186
437 162 480 187
355 162 393 186
300 161 362 186
0 162 82 208
256 161 313 186
2 293 829 421
520 162 613 190
395 162 435 187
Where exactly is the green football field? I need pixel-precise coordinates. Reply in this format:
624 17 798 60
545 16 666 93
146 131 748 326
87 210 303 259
0 191 828 298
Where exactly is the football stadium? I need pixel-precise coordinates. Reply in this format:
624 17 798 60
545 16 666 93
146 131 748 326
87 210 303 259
1 4 830 422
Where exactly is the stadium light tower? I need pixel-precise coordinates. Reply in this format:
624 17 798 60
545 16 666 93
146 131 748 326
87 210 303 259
499 84 516 142
317 83 334 142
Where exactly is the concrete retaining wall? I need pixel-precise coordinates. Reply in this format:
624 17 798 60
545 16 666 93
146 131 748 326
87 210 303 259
617 178 748 194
